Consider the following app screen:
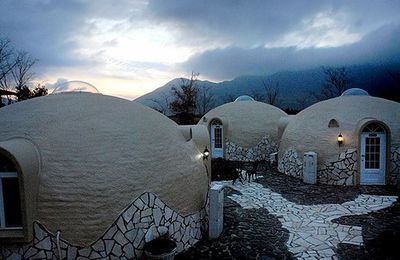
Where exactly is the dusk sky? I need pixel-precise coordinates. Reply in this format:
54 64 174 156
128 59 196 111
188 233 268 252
1 0 399 99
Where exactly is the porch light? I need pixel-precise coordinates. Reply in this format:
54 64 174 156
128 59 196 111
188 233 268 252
203 146 210 160
337 133 344 145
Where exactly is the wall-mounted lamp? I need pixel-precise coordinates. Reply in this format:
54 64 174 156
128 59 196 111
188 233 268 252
337 133 344 145
203 146 210 160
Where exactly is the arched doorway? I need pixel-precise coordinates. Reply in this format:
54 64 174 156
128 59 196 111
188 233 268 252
360 122 387 185
210 119 223 158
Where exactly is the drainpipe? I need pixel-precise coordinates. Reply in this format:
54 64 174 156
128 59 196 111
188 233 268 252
56 230 62 260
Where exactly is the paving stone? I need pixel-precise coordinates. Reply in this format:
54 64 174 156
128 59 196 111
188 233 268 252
200 170 397 260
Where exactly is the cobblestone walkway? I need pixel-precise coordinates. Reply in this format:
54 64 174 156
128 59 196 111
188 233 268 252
220 181 397 259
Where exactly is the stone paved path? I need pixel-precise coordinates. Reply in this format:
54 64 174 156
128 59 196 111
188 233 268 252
218 181 397 259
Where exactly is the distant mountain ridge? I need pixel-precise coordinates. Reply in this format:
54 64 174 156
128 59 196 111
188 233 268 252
135 63 400 113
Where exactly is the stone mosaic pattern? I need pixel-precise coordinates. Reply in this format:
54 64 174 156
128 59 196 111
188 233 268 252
278 147 303 178
318 149 357 186
1 192 207 260
216 181 397 260
225 135 277 162
390 145 400 185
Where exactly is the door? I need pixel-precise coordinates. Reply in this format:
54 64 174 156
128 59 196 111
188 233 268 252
360 132 386 185
211 123 223 158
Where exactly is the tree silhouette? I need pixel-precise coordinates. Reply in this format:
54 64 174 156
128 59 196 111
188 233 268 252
169 72 199 124
314 66 352 101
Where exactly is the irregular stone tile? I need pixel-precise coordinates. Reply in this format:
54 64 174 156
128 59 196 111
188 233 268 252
35 236 52 250
103 225 117 240
91 239 105 252
116 217 127 233
114 230 129 246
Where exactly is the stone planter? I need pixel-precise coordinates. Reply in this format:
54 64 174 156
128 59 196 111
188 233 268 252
144 238 177 260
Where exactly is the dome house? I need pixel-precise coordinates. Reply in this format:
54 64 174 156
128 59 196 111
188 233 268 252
198 97 287 161
279 89 400 186
0 88 209 259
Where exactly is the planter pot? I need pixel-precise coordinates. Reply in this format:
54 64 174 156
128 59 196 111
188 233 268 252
145 247 177 260
144 238 177 260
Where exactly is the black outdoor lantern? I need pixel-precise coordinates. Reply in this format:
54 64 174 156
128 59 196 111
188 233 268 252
337 133 344 145
203 146 210 160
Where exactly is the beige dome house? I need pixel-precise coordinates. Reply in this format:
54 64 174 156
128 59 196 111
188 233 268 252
198 96 288 161
0 87 210 259
279 89 400 186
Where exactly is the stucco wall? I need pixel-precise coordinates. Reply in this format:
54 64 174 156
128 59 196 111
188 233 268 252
279 96 400 185
199 100 287 151
0 93 209 246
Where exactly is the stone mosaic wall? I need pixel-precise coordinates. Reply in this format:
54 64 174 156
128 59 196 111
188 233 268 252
278 148 357 186
391 145 400 185
278 147 303 178
1 192 207 259
226 135 277 162
318 149 357 186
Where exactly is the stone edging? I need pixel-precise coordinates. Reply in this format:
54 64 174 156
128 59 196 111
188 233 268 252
1 192 207 259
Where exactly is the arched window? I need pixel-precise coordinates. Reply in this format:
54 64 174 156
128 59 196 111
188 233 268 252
328 119 339 128
362 122 385 133
0 154 22 228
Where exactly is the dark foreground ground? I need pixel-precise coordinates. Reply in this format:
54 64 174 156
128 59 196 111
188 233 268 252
176 168 400 260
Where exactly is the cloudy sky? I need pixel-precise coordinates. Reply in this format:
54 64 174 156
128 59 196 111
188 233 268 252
1 0 399 99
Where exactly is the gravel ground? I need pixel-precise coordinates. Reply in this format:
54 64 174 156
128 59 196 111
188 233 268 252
176 167 400 260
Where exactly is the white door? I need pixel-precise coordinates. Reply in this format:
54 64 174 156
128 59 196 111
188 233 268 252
360 132 386 185
211 124 223 158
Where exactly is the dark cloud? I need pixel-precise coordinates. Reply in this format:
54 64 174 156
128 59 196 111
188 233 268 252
1 0 399 84
179 24 400 80
146 0 400 47
0 0 137 70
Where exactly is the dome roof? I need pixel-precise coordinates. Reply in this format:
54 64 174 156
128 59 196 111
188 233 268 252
279 95 400 164
0 93 208 245
52 80 100 94
234 95 255 102
199 101 287 147
341 88 369 96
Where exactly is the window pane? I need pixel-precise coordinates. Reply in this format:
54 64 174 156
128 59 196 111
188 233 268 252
214 128 222 148
0 155 16 172
2 177 22 227
365 137 380 169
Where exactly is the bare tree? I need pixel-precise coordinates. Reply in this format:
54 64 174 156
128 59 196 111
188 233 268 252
295 93 312 110
169 72 199 124
149 93 170 115
314 66 352 100
13 52 37 88
224 94 237 103
250 89 264 101
0 37 45 104
262 80 280 106
0 38 17 83
196 86 215 115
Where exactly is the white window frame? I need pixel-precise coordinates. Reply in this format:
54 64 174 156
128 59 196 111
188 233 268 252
0 171 21 229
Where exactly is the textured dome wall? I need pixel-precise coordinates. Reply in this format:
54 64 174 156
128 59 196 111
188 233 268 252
199 101 287 147
0 93 208 245
279 96 400 166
